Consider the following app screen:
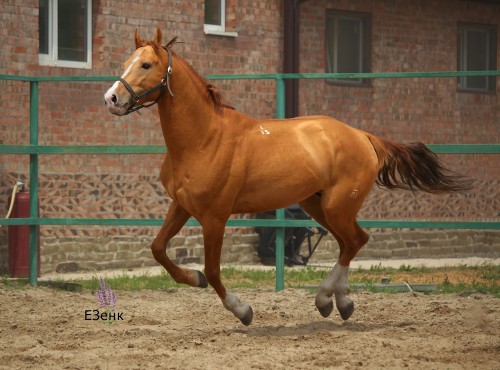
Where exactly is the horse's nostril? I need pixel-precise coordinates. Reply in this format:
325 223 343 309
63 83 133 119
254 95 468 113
111 94 117 104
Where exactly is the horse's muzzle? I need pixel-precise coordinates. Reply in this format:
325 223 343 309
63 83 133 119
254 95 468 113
104 83 132 116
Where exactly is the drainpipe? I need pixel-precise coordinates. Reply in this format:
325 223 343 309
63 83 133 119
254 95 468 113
283 0 309 118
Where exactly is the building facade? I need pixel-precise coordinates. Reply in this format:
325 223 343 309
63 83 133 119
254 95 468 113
0 0 498 274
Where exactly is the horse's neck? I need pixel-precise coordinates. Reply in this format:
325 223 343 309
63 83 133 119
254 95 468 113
157 61 220 154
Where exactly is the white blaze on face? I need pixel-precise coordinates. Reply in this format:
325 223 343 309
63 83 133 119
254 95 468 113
104 53 142 114
105 81 120 98
120 55 141 81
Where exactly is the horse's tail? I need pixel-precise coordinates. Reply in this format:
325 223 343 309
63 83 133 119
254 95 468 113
365 133 473 194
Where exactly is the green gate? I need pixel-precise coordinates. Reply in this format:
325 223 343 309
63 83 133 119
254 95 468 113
0 70 499 289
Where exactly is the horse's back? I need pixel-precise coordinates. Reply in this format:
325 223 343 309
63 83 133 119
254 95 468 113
258 114 378 170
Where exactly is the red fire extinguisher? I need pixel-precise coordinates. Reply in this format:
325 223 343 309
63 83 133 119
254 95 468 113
7 183 40 278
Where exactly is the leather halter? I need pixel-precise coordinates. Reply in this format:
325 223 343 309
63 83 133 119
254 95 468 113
119 46 174 115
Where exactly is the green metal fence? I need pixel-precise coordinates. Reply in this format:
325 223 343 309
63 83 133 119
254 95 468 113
1 70 499 289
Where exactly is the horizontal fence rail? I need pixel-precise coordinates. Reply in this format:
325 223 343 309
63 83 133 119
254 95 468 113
0 70 499 288
1 69 498 82
1 218 499 230
1 143 499 155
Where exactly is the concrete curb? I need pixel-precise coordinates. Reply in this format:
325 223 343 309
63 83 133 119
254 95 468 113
38 257 499 282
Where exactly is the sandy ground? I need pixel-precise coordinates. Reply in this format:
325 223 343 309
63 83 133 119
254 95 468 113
0 283 498 369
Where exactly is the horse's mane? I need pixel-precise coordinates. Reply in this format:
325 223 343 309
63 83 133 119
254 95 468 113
142 37 234 112
175 52 231 111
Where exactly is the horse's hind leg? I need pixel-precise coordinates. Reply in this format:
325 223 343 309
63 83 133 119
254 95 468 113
313 186 370 321
300 194 345 318
300 194 346 256
151 200 208 288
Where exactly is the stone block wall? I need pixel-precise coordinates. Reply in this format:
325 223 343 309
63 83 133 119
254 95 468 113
308 230 500 264
39 232 261 274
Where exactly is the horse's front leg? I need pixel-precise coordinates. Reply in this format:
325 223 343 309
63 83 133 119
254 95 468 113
151 201 208 288
202 218 253 326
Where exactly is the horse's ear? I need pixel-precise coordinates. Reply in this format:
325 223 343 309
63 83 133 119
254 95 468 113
153 27 162 45
134 29 143 49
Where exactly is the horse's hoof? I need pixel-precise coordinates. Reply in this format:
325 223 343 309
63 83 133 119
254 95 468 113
317 300 334 318
239 306 253 326
196 270 208 288
338 301 355 321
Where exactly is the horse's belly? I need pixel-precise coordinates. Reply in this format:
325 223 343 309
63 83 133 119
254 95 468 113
232 176 322 214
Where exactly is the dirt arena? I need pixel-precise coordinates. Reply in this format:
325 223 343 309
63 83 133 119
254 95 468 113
0 285 498 369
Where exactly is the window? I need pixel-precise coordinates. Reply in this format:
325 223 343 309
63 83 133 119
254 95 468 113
204 0 237 37
325 10 371 85
457 23 497 93
39 0 92 69
205 0 222 29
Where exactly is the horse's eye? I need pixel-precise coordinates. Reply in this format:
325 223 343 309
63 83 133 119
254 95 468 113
142 63 151 70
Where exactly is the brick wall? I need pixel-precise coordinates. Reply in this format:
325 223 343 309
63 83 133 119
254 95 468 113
0 0 498 274
299 0 499 145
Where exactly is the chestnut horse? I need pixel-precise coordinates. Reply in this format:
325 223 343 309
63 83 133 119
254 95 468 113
104 28 471 326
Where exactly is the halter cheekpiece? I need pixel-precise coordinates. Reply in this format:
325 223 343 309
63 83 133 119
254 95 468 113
119 46 174 115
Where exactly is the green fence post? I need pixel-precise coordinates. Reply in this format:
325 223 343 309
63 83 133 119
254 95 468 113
29 80 39 286
275 76 286 292
275 208 285 291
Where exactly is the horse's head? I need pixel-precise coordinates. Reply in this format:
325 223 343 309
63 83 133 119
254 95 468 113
104 28 174 116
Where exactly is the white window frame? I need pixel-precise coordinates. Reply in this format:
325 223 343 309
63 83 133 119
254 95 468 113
39 0 92 69
203 0 238 37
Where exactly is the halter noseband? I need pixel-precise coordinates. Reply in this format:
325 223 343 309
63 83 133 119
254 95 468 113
119 46 174 115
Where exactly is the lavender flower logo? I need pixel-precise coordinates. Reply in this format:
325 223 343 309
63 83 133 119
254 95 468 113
84 277 123 323
96 277 116 311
